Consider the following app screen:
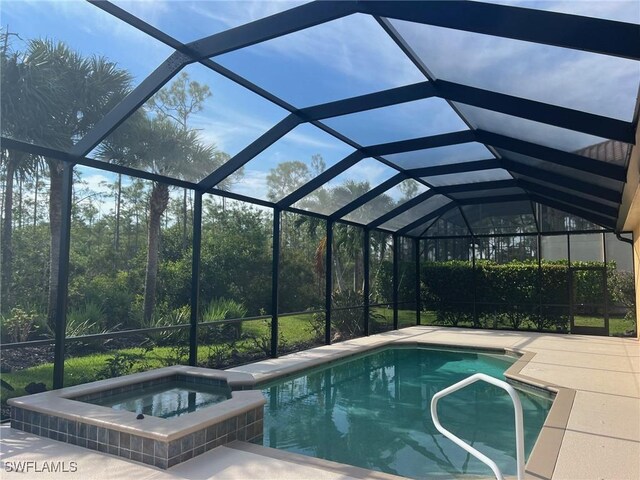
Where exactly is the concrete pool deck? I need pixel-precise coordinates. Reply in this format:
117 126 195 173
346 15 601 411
1 326 639 479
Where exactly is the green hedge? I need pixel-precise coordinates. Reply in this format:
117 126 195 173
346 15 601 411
420 260 631 332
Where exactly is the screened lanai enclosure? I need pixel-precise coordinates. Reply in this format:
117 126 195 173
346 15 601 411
1 0 639 416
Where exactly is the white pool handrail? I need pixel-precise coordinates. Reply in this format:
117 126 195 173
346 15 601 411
430 372 525 480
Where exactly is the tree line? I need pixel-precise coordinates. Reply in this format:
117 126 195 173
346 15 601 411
0 33 408 345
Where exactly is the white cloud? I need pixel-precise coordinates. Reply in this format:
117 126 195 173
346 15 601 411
228 169 269 200
189 0 308 30
238 12 424 89
191 105 280 153
283 127 350 151
78 173 114 195
334 160 392 188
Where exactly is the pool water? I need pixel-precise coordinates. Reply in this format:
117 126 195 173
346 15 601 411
90 381 231 419
259 347 551 478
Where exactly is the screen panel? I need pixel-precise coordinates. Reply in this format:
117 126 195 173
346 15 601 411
389 19 640 121
96 62 288 184
383 142 494 170
216 14 425 107
343 180 428 225
291 158 398 215
1 0 173 151
379 195 451 231
323 98 468 146
462 201 537 235
229 123 355 202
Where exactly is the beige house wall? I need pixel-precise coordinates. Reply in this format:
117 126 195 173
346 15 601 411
621 122 640 340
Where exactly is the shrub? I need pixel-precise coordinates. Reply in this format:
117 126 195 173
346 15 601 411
309 289 370 341
421 259 619 332
609 270 636 320
0 308 45 343
141 305 190 347
201 298 248 343
65 302 118 355
68 273 137 329
96 352 148 380
66 302 109 336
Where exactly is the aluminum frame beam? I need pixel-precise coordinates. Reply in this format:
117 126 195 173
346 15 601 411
434 80 635 143
3 137 199 190
392 234 399 329
516 179 618 218
364 130 475 157
360 1 640 60
199 115 302 190
408 159 502 178
502 159 622 203
71 51 191 157
52 163 74 389
458 194 531 205
437 179 518 194
297 81 437 120
528 195 617 229
297 79 634 143
186 1 358 60
188 192 202 366
476 130 627 181
449 193 616 230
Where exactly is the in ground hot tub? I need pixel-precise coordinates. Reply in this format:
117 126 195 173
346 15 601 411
77 374 232 419
8 366 265 469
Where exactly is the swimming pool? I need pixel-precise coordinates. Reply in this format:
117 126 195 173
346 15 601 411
258 347 552 478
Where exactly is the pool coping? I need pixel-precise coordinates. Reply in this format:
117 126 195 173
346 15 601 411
7 366 264 441
229 332 574 480
227 441 410 480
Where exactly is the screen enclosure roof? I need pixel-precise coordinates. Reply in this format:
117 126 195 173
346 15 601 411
2 0 639 238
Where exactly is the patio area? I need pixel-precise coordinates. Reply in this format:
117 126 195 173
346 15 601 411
2 327 639 479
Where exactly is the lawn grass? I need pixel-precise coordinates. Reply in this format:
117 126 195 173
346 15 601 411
572 316 636 336
2 308 635 411
1 312 321 405
419 311 636 336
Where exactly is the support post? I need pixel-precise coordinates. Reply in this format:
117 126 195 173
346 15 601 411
363 229 370 336
537 232 542 327
325 220 333 344
393 234 399 330
53 163 73 389
414 238 421 325
189 192 202 366
603 232 610 334
567 234 573 332
472 239 478 327
271 208 281 358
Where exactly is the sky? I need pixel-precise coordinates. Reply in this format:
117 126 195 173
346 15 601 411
2 0 639 220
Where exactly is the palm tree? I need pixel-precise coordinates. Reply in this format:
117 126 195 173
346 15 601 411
0 36 50 312
103 116 226 323
2 38 131 325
